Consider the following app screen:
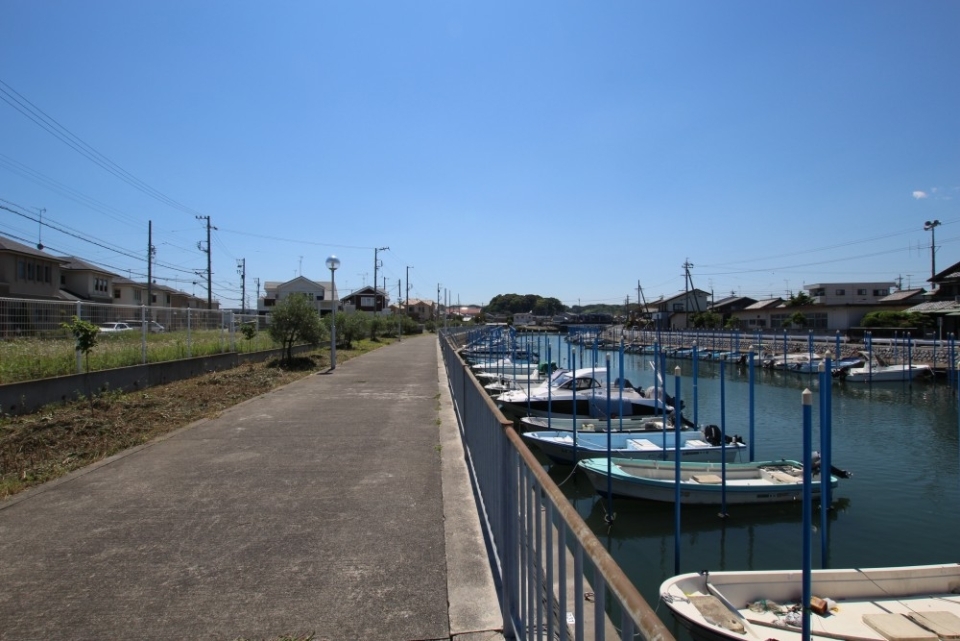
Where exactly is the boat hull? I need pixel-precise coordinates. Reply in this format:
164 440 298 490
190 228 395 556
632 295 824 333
521 430 746 465
660 563 960 641
579 458 838 505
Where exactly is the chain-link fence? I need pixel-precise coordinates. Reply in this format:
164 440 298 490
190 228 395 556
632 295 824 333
0 297 280 383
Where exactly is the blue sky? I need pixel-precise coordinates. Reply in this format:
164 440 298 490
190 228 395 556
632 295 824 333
2 1 958 310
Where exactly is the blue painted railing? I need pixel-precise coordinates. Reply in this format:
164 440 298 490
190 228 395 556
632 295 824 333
440 328 674 641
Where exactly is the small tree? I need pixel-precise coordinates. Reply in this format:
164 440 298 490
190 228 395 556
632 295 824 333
62 316 99 373
787 292 814 307
338 311 368 349
267 294 325 363
786 311 808 329
367 314 383 341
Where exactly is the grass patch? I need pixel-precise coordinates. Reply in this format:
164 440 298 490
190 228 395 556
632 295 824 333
0 338 396 500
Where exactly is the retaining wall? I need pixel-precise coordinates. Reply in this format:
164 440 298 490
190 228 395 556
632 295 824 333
0 344 315 415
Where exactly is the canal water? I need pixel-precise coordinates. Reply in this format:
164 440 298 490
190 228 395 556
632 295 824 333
514 334 960 639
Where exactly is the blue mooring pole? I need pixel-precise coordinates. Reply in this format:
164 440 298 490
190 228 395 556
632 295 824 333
749 351 756 462
821 357 833 567
605 359 613 523
802 388 813 641
720 360 728 517
692 344 699 428
674 365 682 575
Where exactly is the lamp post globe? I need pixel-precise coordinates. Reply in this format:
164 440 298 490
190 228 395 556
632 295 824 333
326 255 340 370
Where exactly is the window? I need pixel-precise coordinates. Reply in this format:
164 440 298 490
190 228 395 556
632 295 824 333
770 313 788 328
834 289 845 296
807 312 828 329
361 295 375 307
811 288 825 296
873 288 889 296
27 263 34 280
857 289 867 296
114 289 121 299
18 260 25 279
44 265 50 283
134 290 142 302
672 303 685 311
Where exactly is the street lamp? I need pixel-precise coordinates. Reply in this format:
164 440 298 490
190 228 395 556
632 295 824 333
924 220 941 285
326 255 340 370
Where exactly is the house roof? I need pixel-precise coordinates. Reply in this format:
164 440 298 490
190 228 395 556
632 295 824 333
344 286 388 298
660 289 711 304
743 298 784 310
0 235 67 261
932 260 960 282
58 256 115 275
710 295 757 310
878 288 925 303
905 300 960 314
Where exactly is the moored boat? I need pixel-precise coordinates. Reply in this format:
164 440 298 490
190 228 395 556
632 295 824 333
659 563 960 641
578 457 840 504
520 427 746 465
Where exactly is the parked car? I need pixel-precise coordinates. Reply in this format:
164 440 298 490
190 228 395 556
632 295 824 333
124 320 165 333
99 322 134 333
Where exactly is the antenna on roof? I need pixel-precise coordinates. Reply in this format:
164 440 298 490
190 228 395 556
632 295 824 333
36 207 45 250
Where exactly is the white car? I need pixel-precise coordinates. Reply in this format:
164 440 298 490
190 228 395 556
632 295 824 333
99 322 134 333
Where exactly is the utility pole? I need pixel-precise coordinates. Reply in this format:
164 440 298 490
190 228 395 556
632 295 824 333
406 266 413 317
237 258 246 314
397 279 402 341
683 259 701 315
924 220 941 286
147 221 155 307
373 246 389 311
254 277 261 309
196 215 215 309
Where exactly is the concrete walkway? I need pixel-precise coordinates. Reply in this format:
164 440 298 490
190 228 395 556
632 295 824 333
0 335 504 641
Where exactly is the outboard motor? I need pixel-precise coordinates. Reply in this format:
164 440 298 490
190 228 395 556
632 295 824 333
703 424 722 446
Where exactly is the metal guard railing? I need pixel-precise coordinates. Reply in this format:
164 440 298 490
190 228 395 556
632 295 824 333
439 328 675 641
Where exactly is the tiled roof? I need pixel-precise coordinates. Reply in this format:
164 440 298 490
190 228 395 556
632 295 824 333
879 288 925 302
744 298 784 310
905 300 960 313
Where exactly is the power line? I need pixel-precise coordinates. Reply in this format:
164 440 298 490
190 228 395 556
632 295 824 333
0 78 206 218
0 199 199 275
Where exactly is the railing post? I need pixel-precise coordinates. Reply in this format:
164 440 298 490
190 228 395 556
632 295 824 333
75 301 83 374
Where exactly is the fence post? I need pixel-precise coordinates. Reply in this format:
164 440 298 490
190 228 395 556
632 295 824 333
141 305 147 364
187 309 192 358
75 301 82 374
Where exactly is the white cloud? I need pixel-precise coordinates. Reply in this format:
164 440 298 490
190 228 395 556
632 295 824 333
913 190 928 199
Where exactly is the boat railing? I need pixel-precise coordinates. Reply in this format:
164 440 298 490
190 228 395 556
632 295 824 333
440 328 675 641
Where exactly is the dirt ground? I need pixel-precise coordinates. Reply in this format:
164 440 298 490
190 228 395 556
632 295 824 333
0 344 385 501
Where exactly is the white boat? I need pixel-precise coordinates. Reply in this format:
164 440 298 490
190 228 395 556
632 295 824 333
578 457 840 505
518 415 683 433
496 366 677 421
659 563 960 641
520 427 746 465
837 352 933 382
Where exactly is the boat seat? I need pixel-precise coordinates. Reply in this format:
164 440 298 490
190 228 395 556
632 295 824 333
767 470 799 484
626 439 659 451
685 439 709 448
691 473 722 484
906 611 960 639
863 613 939 641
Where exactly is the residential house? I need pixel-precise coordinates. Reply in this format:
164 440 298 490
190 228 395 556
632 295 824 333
905 259 960 336
729 298 785 329
58 256 116 304
112 276 147 307
708 295 757 326
341 286 389 314
259 276 337 316
406 298 436 322
728 281 911 333
513 311 535 326
0 236 64 300
652 289 711 330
